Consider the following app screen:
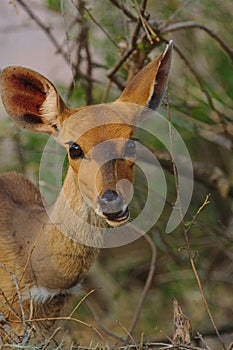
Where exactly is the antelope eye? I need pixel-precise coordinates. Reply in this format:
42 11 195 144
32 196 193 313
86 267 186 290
67 142 84 159
124 139 136 157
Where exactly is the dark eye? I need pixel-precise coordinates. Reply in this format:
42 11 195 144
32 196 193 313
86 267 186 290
67 142 84 159
124 139 136 157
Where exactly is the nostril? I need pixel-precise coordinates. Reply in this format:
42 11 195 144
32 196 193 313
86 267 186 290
101 190 118 203
99 190 125 219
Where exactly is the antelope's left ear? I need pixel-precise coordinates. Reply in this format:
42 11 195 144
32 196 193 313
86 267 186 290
117 40 173 110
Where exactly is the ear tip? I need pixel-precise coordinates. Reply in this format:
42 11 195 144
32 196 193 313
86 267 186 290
160 40 173 66
164 40 173 56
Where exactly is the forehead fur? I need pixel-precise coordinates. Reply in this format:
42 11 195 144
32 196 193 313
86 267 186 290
57 102 140 147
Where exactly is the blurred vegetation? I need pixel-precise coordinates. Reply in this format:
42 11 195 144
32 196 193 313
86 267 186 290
0 0 232 349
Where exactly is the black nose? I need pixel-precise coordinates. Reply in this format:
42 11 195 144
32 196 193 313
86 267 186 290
98 190 125 220
101 190 119 202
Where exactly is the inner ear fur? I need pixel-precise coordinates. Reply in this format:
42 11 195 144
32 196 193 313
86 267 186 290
1 66 70 134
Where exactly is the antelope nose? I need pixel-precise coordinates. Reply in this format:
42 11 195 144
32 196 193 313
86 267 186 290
101 190 119 202
98 190 125 219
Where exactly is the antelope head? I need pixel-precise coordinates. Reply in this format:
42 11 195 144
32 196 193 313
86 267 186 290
1 41 172 228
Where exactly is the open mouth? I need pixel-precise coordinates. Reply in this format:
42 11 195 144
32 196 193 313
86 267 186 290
105 207 130 227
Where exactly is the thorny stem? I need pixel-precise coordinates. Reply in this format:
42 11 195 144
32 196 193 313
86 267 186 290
167 100 228 350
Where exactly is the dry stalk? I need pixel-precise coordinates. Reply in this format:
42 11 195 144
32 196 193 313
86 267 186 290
117 320 139 350
40 326 62 350
85 300 125 342
167 98 228 350
171 42 229 133
85 229 157 345
69 289 97 318
12 315 103 340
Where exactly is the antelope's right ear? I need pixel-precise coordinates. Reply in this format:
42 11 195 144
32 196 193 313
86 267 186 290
117 40 173 110
0 67 70 134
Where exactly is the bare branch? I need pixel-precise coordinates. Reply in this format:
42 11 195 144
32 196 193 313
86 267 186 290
76 1 119 48
170 42 232 143
15 0 70 65
109 0 137 22
15 0 97 88
86 300 125 342
108 0 150 83
161 21 233 64
167 102 228 350
145 147 231 198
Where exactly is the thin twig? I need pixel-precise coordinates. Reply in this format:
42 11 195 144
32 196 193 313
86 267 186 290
124 229 157 343
166 0 192 23
84 24 94 105
133 4 153 44
195 332 212 350
73 1 118 48
15 0 70 64
19 226 44 287
40 327 62 350
161 21 233 64
0 264 27 337
188 246 227 350
69 289 97 318
0 288 20 320
12 315 103 340
107 47 135 80
7 225 44 325
15 0 97 87
117 320 139 350
60 0 73 72
86 233 156 346
167 99 228 350
86 300 125 342
108 0 149 82
63 342 211 350
170 42 230 138
109 0 137 22
185 194 211 234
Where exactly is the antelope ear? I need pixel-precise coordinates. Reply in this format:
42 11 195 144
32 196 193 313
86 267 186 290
0 66 70 134
117 40 173 109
